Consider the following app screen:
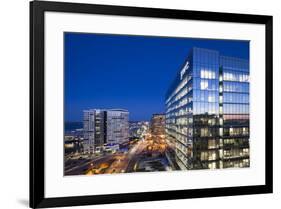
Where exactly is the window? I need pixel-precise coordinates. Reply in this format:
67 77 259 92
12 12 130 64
243 127 249 135
219 128 223 136
200 128 210 137
201 152 208 161
208 139 217 149
223 104 249 114
208 95 215 102
223 93 249 103
209 151 217 160
227 127 249 136
200 80 208 90
223 70 249 82
229 127 234 135
208 162 217 169
200 69 216 79
223 81 249 93
208 119 216 126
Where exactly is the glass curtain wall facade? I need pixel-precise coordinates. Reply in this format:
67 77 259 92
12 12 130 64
165 47 249 170
220 56 250 168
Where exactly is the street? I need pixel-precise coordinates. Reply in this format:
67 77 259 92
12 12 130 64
64 134 177 176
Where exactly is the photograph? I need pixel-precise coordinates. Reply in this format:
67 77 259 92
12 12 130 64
28 1 273 208
64 33 250 176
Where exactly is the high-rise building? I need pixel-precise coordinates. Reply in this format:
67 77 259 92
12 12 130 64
83 109 129 153
106 109 129 145
150 114 165 137
83 109 106 153
165 47 249 170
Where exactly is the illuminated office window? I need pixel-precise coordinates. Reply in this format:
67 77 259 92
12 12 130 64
200 69 216 79
219 128 223 136
200 80 208 90
208 162 216 169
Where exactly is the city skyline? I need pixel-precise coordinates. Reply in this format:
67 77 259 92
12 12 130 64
64 38 250 175
64 33 249 122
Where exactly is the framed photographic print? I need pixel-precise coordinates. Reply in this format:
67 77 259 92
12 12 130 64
30 1 273 208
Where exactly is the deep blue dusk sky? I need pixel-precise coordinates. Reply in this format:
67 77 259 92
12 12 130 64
65 33 249 122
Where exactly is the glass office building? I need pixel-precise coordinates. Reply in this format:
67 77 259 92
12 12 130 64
165 47 249 170
83 109 129 153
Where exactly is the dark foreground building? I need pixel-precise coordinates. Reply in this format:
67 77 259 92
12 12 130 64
165 47 249 170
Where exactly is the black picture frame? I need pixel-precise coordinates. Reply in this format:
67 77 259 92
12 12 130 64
30 1 273 208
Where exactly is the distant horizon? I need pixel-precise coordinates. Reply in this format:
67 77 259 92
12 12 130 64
65 33 249 121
